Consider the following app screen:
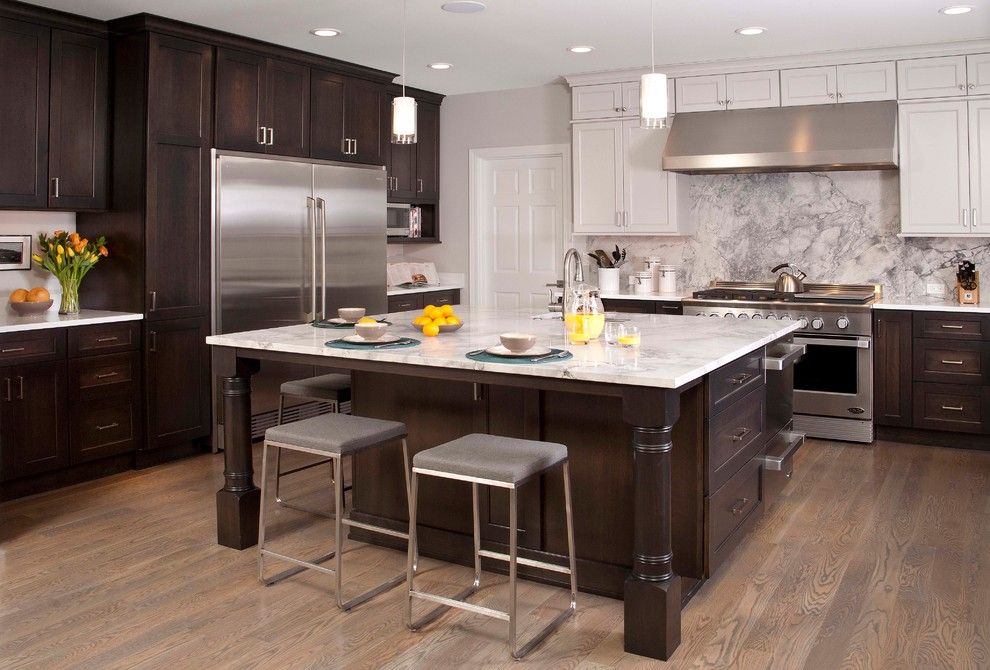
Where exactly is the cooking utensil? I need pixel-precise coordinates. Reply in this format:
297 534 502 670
588 253 602 268
771 263 807 293
612 245 622 264
594 250 614 269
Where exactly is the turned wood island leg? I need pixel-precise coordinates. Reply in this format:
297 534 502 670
622 386 682 660
215 355 261 549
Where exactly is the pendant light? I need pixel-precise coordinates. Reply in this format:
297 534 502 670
392 0 417 144
639 0 668 129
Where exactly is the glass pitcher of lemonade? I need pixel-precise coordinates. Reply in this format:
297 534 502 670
564 284 606 344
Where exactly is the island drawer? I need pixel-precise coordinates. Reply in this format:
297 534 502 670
707 348 765 416
71 352 139 397
913 382 990 434
70 398 138 463
913 339 989 385
0 329 66 364
707 456 762 559
429 290 460 307
68 322 141 357
913 312 988 341
388 294 422 313
708 384 766 492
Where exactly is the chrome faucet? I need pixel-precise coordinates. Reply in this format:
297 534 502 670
561 247 585 308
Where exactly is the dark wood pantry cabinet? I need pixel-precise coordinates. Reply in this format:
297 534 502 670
310 70 389 165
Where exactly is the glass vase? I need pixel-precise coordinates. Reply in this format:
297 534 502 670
58 276 80 315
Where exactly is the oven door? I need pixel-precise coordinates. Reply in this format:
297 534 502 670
792 335 873 420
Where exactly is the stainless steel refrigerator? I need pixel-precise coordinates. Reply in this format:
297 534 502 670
211 150 387 442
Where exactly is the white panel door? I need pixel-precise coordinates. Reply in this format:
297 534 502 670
675 75 726 113
897 56 968 100
780 66 837 106
836 61 896 102
970 99 990 233
899 101 970 234
725 71 780 109
622 118 674 233
969 53 990 95
573 121 624 233
483 156 564 309
572 83 624 120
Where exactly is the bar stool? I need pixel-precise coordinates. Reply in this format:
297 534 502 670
274 373 351 515
405 434 577 659
259 412 412 611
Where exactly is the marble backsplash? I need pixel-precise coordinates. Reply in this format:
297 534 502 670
584 171 990 299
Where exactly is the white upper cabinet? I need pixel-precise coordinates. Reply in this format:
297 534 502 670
898 101 971 235
724 71 780 109
897 56 968 99
621 119 687 234
572 83 625 120
835 61 896 102
970 99 990 232
675 74 726 113
780 66 837 106
572 121 624 233
970 53 990 95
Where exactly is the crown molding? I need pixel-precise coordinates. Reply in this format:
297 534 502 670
564 39 990 87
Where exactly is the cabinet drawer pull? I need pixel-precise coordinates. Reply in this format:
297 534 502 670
729 427 751 442
96 336 120 343
729 372 751 385
940 359 964 365
731 498 750 515
95 422 120 431
51 176 60 198
941 405 964 412
2 378 9 402
16 375 23 400
95 372 120 380
1 347 25 353
940 324 964 329
417 178 424 193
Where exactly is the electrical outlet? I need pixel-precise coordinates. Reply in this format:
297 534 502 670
925 281 945 297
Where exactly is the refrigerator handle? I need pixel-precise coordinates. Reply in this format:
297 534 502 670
307 196 317 321
317 197 327 322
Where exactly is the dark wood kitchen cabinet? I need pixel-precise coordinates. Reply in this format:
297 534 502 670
215 47 310 157
384 93 441 202
386 118 417 198
0 359 69 480
874 310 913 427
310 71 388 165
145 317 211 451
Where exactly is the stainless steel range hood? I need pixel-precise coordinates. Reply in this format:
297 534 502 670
662 100 898 174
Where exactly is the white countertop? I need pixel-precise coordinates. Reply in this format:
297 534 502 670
599 290 691 302
0 309 143 334
386 283 464 297
873 294 990 314
206 306 799 389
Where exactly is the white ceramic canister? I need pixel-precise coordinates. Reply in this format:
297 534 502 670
597 267 621 293
632 271 654 295
658 265 677 294
644 257 665 292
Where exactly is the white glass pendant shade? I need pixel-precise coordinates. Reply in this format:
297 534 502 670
640 72 668 129
391 96 417 144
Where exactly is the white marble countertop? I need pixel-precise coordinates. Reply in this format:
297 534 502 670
598 290 692 302
0 309 143 334
873 294 990 314
386 283 464 297
207 306 799 389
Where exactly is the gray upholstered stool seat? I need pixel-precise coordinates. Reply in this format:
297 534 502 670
413 434 568 484
266 413 406 455
279 373 351 402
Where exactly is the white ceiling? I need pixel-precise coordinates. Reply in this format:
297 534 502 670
25 0 990 95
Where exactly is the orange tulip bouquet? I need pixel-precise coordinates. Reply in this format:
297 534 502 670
32 230 109 314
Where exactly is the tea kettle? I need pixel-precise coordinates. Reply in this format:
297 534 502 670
771 263 807 293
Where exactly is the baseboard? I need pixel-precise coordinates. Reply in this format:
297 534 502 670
0 453 134 502
134 439 209 469
876 426 990 451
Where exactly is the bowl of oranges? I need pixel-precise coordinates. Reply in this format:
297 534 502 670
9 287 53 315
412 304 462 337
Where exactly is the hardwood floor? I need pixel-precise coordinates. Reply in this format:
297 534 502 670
1 437 988 669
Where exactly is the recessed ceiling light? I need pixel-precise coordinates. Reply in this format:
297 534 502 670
310 28 342 37
939 5 973 14
428 62 453 70
568 46 595 54
441 1 486 13
735 26 766 36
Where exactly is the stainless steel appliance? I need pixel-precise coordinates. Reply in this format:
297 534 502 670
211 151 387 440
683 281 879 443
386 203 413 237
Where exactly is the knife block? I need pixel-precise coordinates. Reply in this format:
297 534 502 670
958 271 980 305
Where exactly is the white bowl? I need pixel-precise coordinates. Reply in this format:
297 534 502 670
338 307 366 322
355 321 388 341
499 332 537 353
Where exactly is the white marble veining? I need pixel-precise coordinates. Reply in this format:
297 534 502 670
386 283 464 297
874 295 990 314
586 171 990 298
0 309 143 334
207 306 799 389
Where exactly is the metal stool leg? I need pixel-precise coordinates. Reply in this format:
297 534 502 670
472 482 481 587
508 486 519 655
405 470 419 629
334 454 345 609
564 462 578 609
258 441 271 582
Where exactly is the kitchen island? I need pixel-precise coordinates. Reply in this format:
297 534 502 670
207 307 800 660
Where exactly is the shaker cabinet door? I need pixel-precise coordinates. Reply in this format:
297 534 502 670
572 121 623 234
415 101 440 199
0 361 69 480
971 99 990 233
343 77 386 165
572 83 624 120
266 58 309 157
780 66 836 106
874 311 913 427
969 53 990 96
724 70 780 109
835 61 896 103
675 74 725 113
897 56 968 100
215 48 268 151
144 318 211 450
310 69 346 160
622 118 673 233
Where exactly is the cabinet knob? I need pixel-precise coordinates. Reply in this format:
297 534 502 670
828 92 836 99
837 92 844 99
621 106 628 111
959 84 967 91
969 83 976 89
614 107 621 112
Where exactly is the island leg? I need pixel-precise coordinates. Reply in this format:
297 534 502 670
622 387 682 660
216 356 261 549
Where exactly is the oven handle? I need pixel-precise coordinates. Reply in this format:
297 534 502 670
793 335 870 349
764 342 806 371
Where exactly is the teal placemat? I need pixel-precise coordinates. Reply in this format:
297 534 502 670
313 319 390 329
326 337 420 350
466 348 572 364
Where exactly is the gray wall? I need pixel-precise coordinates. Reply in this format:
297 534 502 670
398 83 572 302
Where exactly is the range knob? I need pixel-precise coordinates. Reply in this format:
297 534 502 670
696 313 706 317
798 317 809 328
723 313 735 318
837 316 850 329
709 313 720 317
811 317 825 330
766 314 778 320
781 315 792 321
752 313 764 319
738 313 750 319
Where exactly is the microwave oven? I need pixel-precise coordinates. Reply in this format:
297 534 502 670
387 203 420 237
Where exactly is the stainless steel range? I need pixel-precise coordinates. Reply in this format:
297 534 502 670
683 281 879 443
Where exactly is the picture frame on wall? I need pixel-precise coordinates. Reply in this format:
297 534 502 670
0 236 33 271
